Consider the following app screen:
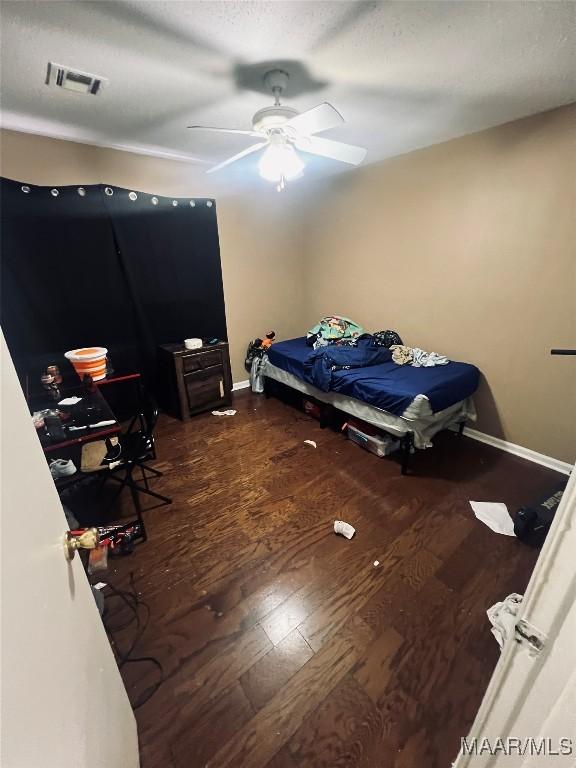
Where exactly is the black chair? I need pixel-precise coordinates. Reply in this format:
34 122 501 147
105 389 171 538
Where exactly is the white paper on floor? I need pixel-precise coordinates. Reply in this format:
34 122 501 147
303 439 317 448
487 593 523 648
469 501 516 536
212 409 236 416
334 520 356 539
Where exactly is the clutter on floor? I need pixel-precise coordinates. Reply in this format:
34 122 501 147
212 409 236 416
345 421 400 458
49 458 77 478
487 593 523 648
334 520 356 539
303 439 317 448
469 501 516 536
514 480 568 546
303 399 322 420
246 331 276 392
250 356 266 393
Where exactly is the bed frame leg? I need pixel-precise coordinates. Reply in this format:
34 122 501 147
319 403 330 429
458 420 466 436
401 432 414 476
263 377 271 399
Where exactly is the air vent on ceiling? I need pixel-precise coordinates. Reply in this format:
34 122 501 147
45 62 107 95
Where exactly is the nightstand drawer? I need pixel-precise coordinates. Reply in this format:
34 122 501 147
184 366 225 411
182 349 223 373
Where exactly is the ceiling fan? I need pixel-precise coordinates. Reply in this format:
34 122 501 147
188 69 367 190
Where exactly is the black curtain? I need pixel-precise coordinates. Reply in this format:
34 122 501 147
102 187 227 375
0 178 227 386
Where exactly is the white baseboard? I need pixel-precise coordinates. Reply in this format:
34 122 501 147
457 426 572 476
232 380 250 392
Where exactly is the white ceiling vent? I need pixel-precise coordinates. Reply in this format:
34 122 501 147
45 62 107 95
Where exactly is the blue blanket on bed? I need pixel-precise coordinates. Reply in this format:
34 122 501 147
267 337 479 415
303 340 392 392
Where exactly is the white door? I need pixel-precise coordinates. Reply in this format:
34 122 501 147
0 332 139 768
455 466 576 766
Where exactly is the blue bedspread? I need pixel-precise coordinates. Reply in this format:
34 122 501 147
267 337 479 415
303 340 392 392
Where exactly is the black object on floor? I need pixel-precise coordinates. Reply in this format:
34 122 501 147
514 479 568 546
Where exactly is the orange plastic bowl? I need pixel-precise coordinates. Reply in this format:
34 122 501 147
65 347 108 381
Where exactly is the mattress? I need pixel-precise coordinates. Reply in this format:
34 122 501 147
267 337 480 417
264 360 477 450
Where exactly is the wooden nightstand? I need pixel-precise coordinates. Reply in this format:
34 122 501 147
157 342 232 420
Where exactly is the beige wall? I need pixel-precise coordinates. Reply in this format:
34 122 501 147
0 129 305 381
298 105 576 462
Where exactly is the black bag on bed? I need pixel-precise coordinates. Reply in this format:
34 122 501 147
372 330 403 348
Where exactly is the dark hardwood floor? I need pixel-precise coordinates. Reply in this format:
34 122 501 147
106 389 559 768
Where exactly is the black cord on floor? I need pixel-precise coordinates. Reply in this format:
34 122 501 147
102 573 164 710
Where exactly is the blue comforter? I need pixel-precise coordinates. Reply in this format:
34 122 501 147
303 340 392 391
267 337 479 415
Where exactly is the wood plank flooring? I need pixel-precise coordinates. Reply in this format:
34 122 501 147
105 390 559 768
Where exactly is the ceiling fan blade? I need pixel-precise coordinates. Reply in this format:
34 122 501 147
206 142 268 174
294 136 367 165
188 125 260 137
285 103 344 136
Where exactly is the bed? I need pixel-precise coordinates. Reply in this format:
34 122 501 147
264 337 480 473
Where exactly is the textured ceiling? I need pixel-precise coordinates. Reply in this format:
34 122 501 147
1 1 575 187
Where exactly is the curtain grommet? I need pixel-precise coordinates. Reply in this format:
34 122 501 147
77 187 86 197
21 185 31 193
206 200 213 207
151 196 158 205
104 187 114 196
189 200 196 207
172 200 178 207
129 191 137 201
51 188 59 197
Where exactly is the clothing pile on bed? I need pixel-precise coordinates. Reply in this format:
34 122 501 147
390 344 449 368
306 315 449 371
306 316 364 349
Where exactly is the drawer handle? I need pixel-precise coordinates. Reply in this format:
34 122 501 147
219 379 224 398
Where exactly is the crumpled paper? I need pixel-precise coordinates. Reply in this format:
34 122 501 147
469 501 515 536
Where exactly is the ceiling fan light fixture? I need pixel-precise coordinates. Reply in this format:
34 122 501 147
258 143 305 183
